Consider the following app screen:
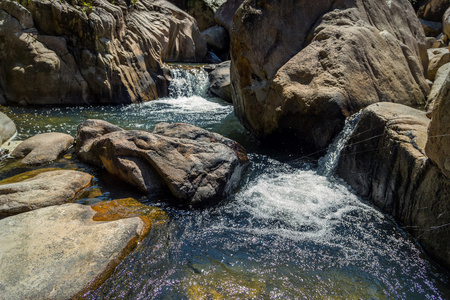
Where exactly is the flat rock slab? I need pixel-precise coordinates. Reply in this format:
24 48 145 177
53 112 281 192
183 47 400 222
0 169 92 218
0 203 146 299
11 132 74 165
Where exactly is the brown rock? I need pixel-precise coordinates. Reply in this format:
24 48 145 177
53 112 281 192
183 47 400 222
10 132 74 165
426 69 450 177
426 62 450 111
337 102 450 269
215 0 244 33
444 7 450 39
230 0 429 151
208 60 232 102
420 18 443 37
418 0 449 22
0 169 92 218
202 25 229 52
76 120 249 206
427 47 450 80
0 0 206 105
0 112 16 146
187 0 226 31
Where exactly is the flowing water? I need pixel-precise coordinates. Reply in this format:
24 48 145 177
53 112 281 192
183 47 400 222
1 65 449 299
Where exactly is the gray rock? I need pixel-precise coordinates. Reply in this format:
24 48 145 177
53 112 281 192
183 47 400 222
427 47 450 80
426 62 450 111
76 120 249 206
11 132 74 165
0 112 16 146
0 203 145 299
337 102 450 269
208 60 232 102
230 0 429 151
0 169 92 218
187 0 226 31
215 0 244 33
202 25 229 52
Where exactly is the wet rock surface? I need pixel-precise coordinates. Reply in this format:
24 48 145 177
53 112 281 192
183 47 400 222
76 120 249 206
337 102 450 268
0 169 92 218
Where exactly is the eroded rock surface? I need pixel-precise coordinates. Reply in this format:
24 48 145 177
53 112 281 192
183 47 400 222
337 102 450 268
0 203 146 299
0 169 92 217
208 60 232 102
76 120 249 206
0 0 206 105
0 112 16 145
427 47 450 80
230 0 429 151
11 132 74 164
426 62 450 111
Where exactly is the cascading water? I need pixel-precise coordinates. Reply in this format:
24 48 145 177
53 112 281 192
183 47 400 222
167 65 209 98
2 65 449 299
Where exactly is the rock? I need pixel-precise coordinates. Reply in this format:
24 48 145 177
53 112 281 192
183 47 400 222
425 36 443 48
230 0 429 152
444 7 450 39
0 169 92 218
10 132 74 165
427 48 450 80
420 19 443 37
0 112 16 146
215 0 244 33
426 69 450 177
418 0 449 22
187 0 226 31
76 120 249 206
336 102 450 269
426 62 450 111
0 0 206 105
0 202 150 299
202 25 229 52
208 60 232 102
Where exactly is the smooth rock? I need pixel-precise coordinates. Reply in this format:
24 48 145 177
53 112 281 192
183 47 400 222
427 47 450 80
202 25 229 52
0 0 206 105
337 102 450 269
187 0 225 31
0 112 16 146
444 7 450 39
230 0 429 151
76 120 249 206
208 60 232 102
215 0 244 33
0 203 146 299
418 0 449 22
0 169 92 218
426 62 450 111
426 69 450 177
10 132 74 164
420 19 443 37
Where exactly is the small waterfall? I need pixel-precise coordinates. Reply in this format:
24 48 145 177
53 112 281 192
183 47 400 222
167 65 209 98
318 111 361 177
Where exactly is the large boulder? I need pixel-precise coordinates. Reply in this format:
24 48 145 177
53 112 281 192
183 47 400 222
10 132 74 165
230 0 429 151
0 169 92 218
76 120 249 206
0 112 16 145
444 7 450 39
186 0 226 31
0 200 163 299
208 60 232 102
0 0 206 105
426 62 450 111
427 47 450 80
215 0 244 33
417 0 449 22
426 69 450 177
202 25 229 52
336 102 450 268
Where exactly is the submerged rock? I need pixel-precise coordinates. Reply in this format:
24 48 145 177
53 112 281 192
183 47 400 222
0 201 155 299
76 120 249 206
0 0 206 105
208 60 232 102
0 112 16 146
337 102 450 268
10 132 74 165
0 169 92 218
230 0 429 151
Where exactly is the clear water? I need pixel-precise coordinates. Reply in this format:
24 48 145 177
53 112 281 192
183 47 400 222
1 67 449 299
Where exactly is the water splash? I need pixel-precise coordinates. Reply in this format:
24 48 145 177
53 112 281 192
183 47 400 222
318 111 361 177
167 65 209 98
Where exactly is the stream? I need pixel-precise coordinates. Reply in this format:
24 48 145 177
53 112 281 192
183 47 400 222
1 65 449 299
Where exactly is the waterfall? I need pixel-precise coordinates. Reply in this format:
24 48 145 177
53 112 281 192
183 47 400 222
318 111 361 177
167 65 209 98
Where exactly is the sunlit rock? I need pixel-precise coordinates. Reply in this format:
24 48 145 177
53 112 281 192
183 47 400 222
0 112 16 146
0 169 92 218
208 60 232 102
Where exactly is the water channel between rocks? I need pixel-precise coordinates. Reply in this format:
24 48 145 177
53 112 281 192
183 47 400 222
1 66 449 299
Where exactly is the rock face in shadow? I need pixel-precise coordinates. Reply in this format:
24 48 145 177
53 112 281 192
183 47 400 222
0 0 206 105
0 112 16 145
0 169 93 218
417 0 449 22
0 203 147 299
11 132 74 165
209 60 232 102
336 102 450 269
76 120 249 206
230 0 429 151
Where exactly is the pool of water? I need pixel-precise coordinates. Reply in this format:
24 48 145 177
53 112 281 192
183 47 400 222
0 67 449 299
